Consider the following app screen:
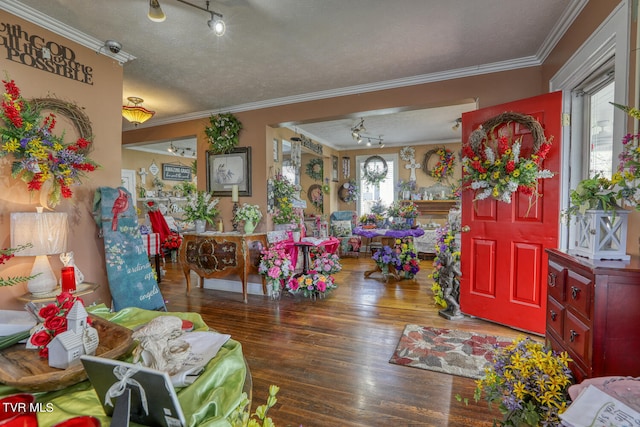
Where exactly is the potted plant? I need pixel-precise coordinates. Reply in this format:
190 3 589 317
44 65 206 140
183 190 220 233
562 173 630 260
234 203 262 233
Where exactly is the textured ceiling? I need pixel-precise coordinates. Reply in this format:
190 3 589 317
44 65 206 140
6 0 578 149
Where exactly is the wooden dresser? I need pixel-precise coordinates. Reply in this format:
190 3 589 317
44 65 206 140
545 249 640 382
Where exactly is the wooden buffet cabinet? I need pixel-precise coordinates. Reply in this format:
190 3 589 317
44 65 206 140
179 232 267 303
545 249 640 382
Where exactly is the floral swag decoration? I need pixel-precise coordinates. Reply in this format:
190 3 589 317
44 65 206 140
205 112 243 154
462 112 553 204
0 79 98 207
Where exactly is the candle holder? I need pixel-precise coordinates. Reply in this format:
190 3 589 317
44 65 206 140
232 202 239 232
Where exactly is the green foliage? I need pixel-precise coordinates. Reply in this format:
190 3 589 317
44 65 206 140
562 173 618 222
206 112 243 154
271 174 298 224
228 385 279 427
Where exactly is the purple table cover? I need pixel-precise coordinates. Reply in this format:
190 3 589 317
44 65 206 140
352 227 425 239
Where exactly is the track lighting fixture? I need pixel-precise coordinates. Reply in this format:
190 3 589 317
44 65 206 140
452 118 462 131
152 0 225 36
350 118 384 147
167 141 194 157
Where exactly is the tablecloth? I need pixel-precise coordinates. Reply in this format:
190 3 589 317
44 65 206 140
0 305 247 427
352 227 425 239
141 232 161 256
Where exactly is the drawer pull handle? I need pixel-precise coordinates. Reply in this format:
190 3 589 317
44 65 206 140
570 330 579 342
550 310 557 321
571 286 581 300
548 272 557 287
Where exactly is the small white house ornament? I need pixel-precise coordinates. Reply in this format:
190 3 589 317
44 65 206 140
47 301 99 369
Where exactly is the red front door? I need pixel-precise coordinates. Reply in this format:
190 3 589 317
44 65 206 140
459 92 562 335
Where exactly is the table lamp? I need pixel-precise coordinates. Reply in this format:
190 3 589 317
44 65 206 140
10 209 68 295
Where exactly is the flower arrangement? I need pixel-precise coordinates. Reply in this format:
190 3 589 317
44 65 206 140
396 238 420 278
0 79 98 206
29 292 89 358
341 179 359 203
258 245 294 299
287 270 337 299
430 224 460 307
305 157 323 181
0 243 37 287
611 103 640 209
162 233 182 251
473 337 573 427
270 173 299 224
235 203 263 224
397 179 417 193
387 201 419 229
370 199 386 216
429 147 456 182
227 384 280 427
372 245 401 272
183 190 220 225
462 112 554 204
561 173 619 223
359 213 383 228
205 112 243 154
310 250 342 275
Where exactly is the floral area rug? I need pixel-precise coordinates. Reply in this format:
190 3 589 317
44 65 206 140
389 325 514 379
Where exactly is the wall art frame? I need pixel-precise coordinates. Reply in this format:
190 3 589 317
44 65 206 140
206 147 252 197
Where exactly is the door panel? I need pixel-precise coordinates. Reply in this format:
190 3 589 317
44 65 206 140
460 91 562 334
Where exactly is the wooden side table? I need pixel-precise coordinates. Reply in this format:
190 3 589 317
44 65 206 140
17 282 100 305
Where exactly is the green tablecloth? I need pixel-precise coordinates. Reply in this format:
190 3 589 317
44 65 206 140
0 305 247 427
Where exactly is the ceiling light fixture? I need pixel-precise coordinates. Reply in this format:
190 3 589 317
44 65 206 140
174 0 226 36
148 0 166 22
122 97 155 126
350 119 384 147
452 118 462 131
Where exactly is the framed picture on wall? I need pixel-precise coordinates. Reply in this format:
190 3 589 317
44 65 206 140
206 147 252 196
332 155 339 182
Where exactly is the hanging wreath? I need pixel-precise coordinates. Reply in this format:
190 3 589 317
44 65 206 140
461 112 554 204
305 157 324 181
307 184 323 211
423 147 456 182
400 146 415 162
362 155 388 187
338 179 359 203
205 112 243 154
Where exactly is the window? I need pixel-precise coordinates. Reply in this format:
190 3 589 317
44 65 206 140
575 70 615 179
356 154 397 216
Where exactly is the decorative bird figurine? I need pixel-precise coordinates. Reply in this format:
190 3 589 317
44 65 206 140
111 188 129 231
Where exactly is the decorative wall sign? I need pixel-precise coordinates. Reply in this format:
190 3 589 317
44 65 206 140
0 22 93 84
162 163 192 181
149 161 159 176
273 138 279 162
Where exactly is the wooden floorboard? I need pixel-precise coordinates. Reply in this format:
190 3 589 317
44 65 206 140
160 256 531 427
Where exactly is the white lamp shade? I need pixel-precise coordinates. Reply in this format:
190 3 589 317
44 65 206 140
10 212 68 255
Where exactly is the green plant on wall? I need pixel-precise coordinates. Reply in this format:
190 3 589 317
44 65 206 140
205 112 243 154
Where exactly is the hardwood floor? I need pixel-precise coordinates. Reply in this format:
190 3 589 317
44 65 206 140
159 256 531 427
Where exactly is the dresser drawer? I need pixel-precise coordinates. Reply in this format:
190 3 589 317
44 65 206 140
546 296 564 338
566 270 592 320
547 260 566 302
564 310 591 366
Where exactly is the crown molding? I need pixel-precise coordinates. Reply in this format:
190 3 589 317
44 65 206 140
0 0 136 64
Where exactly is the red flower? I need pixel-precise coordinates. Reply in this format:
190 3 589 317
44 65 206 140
44 315 67 332
39 304 60 320
505 161 516 173
462 145 476 159
498 136 509 155
27 175 44 191
471 160 486 173
30 330 52 347
518 185 534 196
60 184 73 199
38 347 49 359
